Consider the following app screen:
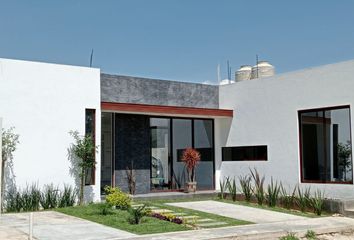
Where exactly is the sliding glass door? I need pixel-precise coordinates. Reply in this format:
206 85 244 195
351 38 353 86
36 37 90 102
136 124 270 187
150 117 215 191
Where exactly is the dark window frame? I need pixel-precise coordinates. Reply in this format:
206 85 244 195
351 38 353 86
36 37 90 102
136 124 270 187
298 105 353 184
222 145 268 161
149 116 215 191
85 108 96 186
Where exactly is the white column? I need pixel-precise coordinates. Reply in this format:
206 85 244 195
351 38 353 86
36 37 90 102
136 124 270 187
0 118 2 214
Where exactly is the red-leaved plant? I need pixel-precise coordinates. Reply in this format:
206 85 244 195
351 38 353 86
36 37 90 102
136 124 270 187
181 148 201 182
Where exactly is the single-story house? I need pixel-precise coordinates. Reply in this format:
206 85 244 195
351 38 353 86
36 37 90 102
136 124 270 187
1 57 354 202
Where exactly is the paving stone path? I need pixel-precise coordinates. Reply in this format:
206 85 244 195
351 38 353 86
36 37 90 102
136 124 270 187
166 200 307 223
131 203 227 229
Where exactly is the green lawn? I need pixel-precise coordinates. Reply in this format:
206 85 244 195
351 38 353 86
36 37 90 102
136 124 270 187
56 204 189 234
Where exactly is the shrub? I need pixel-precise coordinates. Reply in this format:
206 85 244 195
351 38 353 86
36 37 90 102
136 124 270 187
266 178 281 207
239 175 252 202
311 190 325 216
250 168 265 205
219 177 229 200
5 190 22 212
227 178 237 201
305 230 317 240
279 232 299 240
280 185 296 210
104 186 131 209
127 205 149 224
40 184 59 209
58 185 76 208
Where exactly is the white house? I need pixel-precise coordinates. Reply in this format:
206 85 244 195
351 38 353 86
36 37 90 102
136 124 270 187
1 57 354 202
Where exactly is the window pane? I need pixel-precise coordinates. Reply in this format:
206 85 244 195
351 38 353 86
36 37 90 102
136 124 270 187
150 118 170 190
172 119 192 189
300 107 352 183
222 146 267 161
194 119 214 189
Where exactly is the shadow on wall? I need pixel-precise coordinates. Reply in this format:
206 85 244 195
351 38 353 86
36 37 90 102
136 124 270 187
67 147 95 203
4 158 17 197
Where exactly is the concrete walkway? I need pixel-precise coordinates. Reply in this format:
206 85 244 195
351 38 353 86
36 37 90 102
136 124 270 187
167 200 307 223
0 211 136 240
122 216 354 240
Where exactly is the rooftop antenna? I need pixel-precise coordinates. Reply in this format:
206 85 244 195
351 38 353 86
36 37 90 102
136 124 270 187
256 54 259 78
227 60 231 83
89 49 94 67
217 64 221 84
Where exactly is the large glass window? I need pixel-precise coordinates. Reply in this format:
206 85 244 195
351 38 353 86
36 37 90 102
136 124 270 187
299 106 353 183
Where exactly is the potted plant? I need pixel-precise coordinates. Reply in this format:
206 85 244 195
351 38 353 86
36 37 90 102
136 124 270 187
181 147 201 193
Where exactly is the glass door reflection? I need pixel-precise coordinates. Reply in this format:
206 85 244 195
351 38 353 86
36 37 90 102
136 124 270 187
150 118 171 190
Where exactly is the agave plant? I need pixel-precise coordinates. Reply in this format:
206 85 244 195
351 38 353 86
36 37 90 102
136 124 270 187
239 175 252 202
40 184 59 209
250 168 265 205
266 178 280 207
58 185 76 208
127 204 150 224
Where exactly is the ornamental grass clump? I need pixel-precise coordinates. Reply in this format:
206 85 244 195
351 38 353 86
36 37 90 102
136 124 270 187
40 184 59 209
227 178 237 201
266 178 281 207
280 185 296 210
311 190 325 216
181 148 201 183
250 168 265 205
58 185 76 208
239 174 252 202
295 186 311 212
219 177 229 200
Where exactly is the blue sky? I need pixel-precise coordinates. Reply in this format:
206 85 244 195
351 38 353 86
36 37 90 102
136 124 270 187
1 1 354 83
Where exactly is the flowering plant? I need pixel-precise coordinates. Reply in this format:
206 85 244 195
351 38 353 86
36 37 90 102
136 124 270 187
181 148 201 182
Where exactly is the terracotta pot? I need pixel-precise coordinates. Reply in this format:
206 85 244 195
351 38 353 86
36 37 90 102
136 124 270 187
184 182 197 193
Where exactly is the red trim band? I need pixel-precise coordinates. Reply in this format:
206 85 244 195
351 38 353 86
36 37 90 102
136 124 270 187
101 102 233 117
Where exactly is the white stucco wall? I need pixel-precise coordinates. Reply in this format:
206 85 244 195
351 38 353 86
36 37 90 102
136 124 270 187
219 60 354 199
0 58 101 202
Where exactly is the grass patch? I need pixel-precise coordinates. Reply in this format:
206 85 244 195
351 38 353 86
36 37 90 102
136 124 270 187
56 204 189 234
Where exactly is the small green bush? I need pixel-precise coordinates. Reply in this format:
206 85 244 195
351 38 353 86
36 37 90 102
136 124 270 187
104 186 131 209
305 230 317 239
279 232 299 240
127 204 149 224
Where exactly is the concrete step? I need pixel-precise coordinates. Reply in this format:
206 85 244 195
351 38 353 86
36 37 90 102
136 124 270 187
343 209 354 217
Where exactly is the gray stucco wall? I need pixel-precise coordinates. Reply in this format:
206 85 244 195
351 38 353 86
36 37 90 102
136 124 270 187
101 73 219 108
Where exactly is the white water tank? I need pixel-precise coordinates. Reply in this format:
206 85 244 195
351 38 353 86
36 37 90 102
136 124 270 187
251 61 275 79
235 65 252 82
